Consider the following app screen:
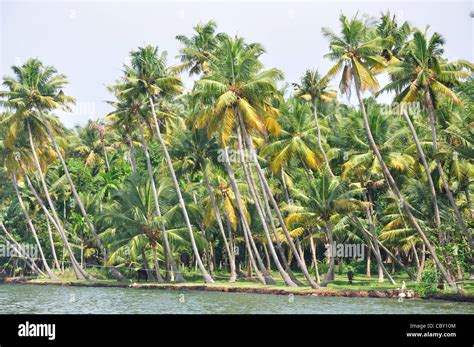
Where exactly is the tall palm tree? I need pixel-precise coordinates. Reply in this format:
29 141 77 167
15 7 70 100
0 59 125 281
0 109 90 280
379 29 474 249
293 70 337 176
107 89 185 283
124 45 213 283
322 14 457 288
170 127 238 282
194 36 319 288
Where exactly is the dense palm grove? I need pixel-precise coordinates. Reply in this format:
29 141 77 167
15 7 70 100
0 14 472 292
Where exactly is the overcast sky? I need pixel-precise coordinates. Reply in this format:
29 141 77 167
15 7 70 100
1 0 473 127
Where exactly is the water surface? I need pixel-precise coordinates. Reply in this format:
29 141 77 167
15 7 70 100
0 284 472 314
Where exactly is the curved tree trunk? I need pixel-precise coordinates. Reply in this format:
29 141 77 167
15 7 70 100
238 116 320 289
417 243 426 282
222 146 266 284
46 217 61 272
151 244 164 283
362 192 385 282
309 236 321 283
312 101 334 177
137 123 185 283
35 108 125 281
423 90 474 249
21 167 87 279
0 224 45 276
25 122 90 280
201 165 237 282
127 127 137 174
320 222 335 286
259 168 304 285
141 249 155 282
236 127 295 285
11 174 55 278
354 83 456 289
147 95 213 283
402 109 441 228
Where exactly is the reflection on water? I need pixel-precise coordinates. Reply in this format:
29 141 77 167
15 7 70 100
0 284 472 314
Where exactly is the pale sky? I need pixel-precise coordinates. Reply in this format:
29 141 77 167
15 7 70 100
1 0 473 127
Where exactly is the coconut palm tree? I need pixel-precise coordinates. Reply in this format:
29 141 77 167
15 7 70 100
175 20 224 76
107 88 186 283
0 109 91 280
286 173 366 286
262 98 320 174
193 36 319 288
0 59 125 281
379 29 474 249
322 14 457 288
122 46 214 282
293 70 337 176
170 126 238 282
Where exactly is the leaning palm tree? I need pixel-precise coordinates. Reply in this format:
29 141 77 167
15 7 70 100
0 59 125 281
0 109 91 280
293 70 337 176
170 126 238 282
107 88 185 283
124 45 213 283
378 29 474 249
193 36 318 288
322 14 457 289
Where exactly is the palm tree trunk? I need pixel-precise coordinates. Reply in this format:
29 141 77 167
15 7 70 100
237 116 320 289
417 243 426 282
11 174 55 278
147 94 213 283
402 109 441 228
423 90 474 249
412 241 420 275
127 128 137 174
312 101 334 177
35 107 125 281
46 217 61 272
141 250 155 282
258 167 304 285
137 122 185 283
0 222 45 276
354 83 456 289
366 245 372 277
22 167 87 279
151 244 164 283
236 127 294 285
352 213 414 281
320 222 335 286
25 122 90 280
201 165 237 282
363 193 384 282
222 146 266 284
309 236 321 283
